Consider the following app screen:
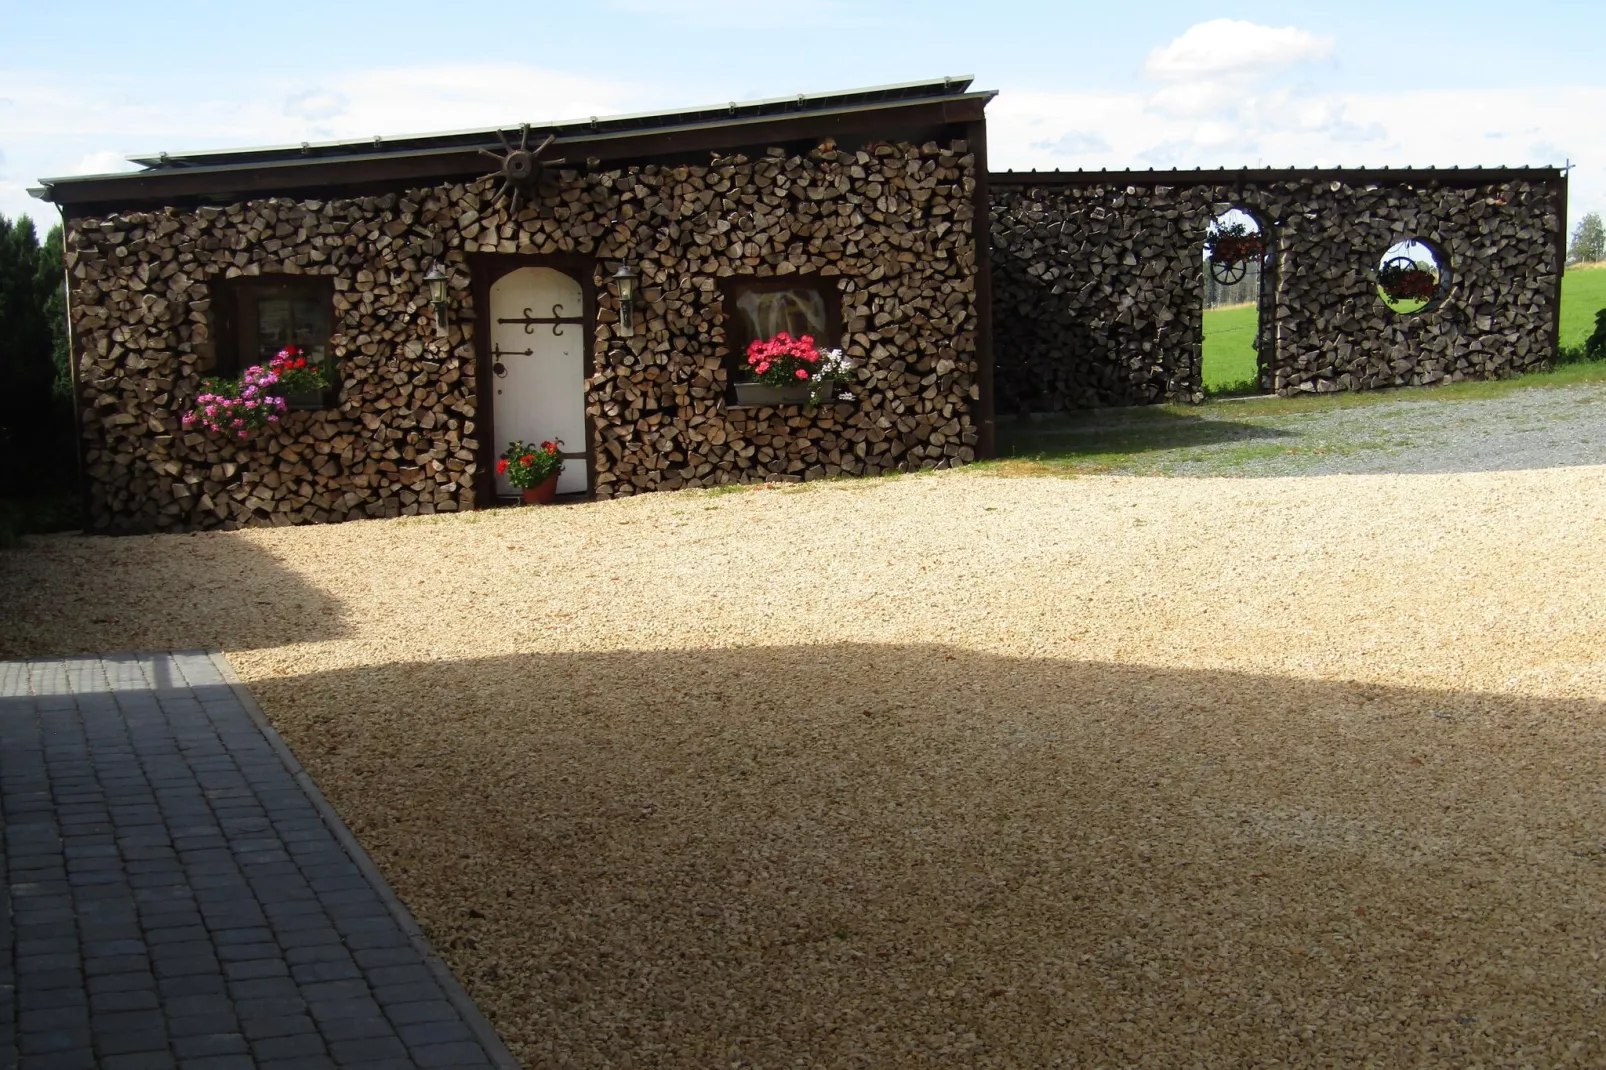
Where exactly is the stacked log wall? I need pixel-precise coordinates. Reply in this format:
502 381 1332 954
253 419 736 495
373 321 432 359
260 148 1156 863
990 175 1563 410
67 138 980 532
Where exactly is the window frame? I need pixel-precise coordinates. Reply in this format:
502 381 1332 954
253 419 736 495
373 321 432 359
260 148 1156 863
719 275 843 404
207 275 338 411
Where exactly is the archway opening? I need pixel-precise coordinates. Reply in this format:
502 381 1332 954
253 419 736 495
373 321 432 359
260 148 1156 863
1202 207 1268 396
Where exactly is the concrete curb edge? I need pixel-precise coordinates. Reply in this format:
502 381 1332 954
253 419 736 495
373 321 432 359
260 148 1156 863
204 650 523 1070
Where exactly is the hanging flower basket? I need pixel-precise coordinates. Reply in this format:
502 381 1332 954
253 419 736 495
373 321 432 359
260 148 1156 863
1207 222 1268 267
1377 257 1439 303
1205 220 1267 286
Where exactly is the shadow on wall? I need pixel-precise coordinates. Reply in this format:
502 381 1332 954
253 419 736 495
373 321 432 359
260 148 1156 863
993 305 1177 413
0 531 349 658
251 642 1606 1067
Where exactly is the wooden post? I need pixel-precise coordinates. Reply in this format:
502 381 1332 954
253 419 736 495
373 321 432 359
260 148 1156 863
967 120 996 460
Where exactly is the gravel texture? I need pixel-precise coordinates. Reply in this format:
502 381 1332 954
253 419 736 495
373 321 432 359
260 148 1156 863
4 462 1606 1067
1009 378 1606 478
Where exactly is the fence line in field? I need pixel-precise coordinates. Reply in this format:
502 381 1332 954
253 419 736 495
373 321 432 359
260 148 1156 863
1204 260 1262 309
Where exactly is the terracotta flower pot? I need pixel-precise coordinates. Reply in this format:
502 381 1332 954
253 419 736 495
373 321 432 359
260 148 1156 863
521 473 560 504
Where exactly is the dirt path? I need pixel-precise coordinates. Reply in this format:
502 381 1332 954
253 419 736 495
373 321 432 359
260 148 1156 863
4 464 1606 1066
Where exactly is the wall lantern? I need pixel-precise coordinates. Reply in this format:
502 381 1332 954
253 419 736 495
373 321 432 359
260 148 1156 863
423 262 451 336
611 261 639 338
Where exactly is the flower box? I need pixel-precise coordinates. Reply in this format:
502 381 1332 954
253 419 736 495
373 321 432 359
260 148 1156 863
734 381 834 406
735 332 852 408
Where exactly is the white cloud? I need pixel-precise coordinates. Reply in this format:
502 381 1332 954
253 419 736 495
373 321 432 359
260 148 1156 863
284 88 349 123
70 150 137 177
1144 19 1334 82
1032 130 1111 157
0 63 645 222
982 18 1600 223
988 84 1605 226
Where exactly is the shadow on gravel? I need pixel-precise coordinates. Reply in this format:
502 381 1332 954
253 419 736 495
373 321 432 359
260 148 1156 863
254 643 1606 1069
997 381 1606 478
0 531 348 658
998 408 1296 465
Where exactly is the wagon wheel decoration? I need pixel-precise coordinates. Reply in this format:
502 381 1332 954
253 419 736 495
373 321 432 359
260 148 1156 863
479 124 565 215
1209 258 1250 286
1206 218 1266 285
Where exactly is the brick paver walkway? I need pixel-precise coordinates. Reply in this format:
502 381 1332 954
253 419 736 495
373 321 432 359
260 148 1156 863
0 652 517 1070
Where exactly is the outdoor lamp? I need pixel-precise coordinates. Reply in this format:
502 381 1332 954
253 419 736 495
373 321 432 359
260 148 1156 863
424 262 450 336
611 261 639 337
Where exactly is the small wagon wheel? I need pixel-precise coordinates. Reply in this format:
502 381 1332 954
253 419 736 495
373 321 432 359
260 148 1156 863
478 125 567 215
1209 258 1249 286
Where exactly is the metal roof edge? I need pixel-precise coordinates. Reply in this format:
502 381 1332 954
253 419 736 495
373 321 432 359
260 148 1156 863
39 88 994 195
988 164 1568 182
120 75 980 170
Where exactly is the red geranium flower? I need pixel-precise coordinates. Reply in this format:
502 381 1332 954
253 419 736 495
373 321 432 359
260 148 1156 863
520 454 535 466
496 458 509 474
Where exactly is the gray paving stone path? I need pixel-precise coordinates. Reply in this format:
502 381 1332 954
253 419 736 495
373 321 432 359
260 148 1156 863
0 651 519 1070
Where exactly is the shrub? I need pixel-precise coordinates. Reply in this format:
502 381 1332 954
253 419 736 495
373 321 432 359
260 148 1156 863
1586 308 1606 363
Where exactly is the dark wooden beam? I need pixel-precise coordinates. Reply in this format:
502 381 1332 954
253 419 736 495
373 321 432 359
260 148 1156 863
966 119 996 461
989 166 1568 187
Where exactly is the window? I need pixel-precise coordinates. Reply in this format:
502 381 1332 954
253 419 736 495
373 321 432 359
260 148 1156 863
721 276 841 395
208 276 337 409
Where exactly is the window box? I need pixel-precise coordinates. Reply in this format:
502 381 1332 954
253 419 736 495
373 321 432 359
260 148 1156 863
733 381 835 406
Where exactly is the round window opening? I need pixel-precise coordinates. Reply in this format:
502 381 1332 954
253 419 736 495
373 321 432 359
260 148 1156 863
1205 207 1267 286
1376 239 1448 315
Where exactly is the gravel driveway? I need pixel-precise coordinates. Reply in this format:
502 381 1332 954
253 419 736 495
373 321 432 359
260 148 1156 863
1003 379 1606 477
4 459 1606 1067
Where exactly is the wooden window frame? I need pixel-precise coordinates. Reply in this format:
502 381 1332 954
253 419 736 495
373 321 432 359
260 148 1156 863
207 275 338 410
719 275 843 404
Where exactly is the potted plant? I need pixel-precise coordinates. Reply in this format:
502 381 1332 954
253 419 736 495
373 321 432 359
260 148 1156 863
497 439 564 504
1377 257 1440 304
734 332 854 407
182 345 328 440
1206 220 1267 266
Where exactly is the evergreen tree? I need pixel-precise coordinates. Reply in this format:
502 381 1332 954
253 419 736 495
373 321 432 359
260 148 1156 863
1569 212 1606 266
0 214 75 496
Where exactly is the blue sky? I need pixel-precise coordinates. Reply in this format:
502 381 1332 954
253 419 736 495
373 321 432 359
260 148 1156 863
3 0 1603 230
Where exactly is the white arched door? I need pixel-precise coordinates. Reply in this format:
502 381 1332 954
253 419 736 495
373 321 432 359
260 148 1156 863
489 266 588 496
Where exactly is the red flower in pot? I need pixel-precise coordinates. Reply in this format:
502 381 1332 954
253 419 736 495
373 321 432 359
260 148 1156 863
499 439 564 504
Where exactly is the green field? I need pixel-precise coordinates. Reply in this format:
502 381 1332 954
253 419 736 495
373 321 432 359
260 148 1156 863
1562 266 1606 349
1200 268 1606 395
1201 303 1260 395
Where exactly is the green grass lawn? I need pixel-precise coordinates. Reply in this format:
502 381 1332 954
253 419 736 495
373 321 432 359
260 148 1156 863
1201 303 1260 395
1562 266 1606 349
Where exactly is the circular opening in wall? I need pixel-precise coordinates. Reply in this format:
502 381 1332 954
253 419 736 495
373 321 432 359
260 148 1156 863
1376 239 1448 315
1205 208 1267 287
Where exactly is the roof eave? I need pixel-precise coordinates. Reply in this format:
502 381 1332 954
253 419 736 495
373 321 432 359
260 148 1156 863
40 89 993 210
